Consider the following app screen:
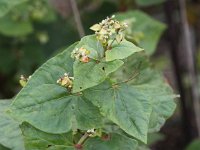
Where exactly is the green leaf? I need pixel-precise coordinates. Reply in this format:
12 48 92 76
0 0 27 18
105 39 143 61
135 0 165 6
83 81 152 143
75 35 104 59
130 64 176 132
72 59 124 93
0 17 33 37
9 43 103 134
20 122 74 150
0 100 25 150
84 133 138 150
112 52 177 132
115 10 166 55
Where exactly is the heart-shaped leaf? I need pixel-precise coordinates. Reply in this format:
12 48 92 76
9 43 103 134
111 52 177 132
83 81 152 143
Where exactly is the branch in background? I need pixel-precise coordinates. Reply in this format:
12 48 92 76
179 0 200 137
164 0 196 143
69 0 85 38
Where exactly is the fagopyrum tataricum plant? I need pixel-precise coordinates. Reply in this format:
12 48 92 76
0 16 176 150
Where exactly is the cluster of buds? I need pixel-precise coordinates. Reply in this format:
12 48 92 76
87 128 97 137
57 73 74 89
90 15 128 46
71 47 90 63
19 75 31 87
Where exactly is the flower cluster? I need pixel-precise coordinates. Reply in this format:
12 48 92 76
71 47 90 63
90 15 128 46
57 73 74 89
19 75 31 87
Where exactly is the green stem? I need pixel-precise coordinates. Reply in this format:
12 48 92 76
77 132 89 145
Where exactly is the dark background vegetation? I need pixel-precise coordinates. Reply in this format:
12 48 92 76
1 0 200 149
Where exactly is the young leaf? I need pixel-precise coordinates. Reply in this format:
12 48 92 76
105 39 143 61
84 133 138 150
0 100 25 150
8 43 103 134
20 122 74 150
72 60 124 93
83 81 152 143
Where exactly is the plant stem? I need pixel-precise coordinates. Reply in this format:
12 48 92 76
77 132 89 145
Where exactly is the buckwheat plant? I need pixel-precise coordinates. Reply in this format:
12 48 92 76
1 16 176 150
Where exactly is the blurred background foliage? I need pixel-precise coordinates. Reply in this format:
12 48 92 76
0 0 167 98
1 0 200 150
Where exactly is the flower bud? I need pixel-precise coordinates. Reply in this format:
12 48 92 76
71 47 90 63
57 73 73 89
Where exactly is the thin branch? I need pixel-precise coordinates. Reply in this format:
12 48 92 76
69 0 85 38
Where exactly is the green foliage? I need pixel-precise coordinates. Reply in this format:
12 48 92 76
105 39 143 61
73 59 124 93
0 17 33 37
115 10 166 55
0 100 24 150
0 0 57 37
8 43 104 134
20 122 74 150
112 53 177 132
0 14 175 150
84 81 152 143
0 0 27 18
